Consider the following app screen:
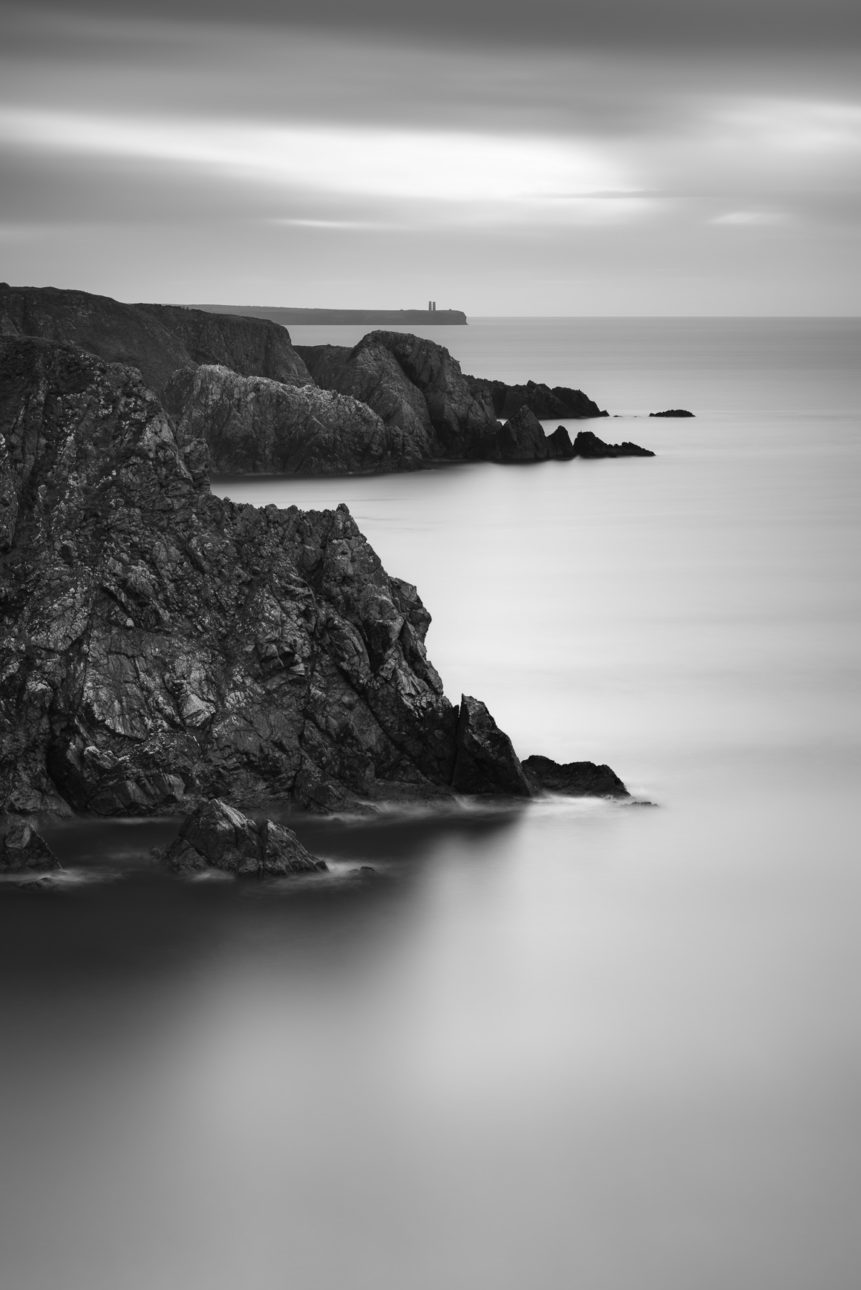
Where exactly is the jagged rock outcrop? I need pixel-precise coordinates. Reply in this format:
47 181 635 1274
0 335 465 817
571 430 655 459
649 409 694 418
491 407 551 463
547 425 575 459
0 284 310 396
522 755 630 799
452 696 532 797
162 798 326 876
0 820 62 872
298 331 501 460
467 376 607 420
163 365 420 475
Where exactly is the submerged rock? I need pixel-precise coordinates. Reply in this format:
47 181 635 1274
649 409 694 418
521 755 630 799
451 696 532 797
0 820 62 872
571 430 655 459
163 798 326 876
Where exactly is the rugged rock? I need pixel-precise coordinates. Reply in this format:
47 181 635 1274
491 407 550 462
571 430 655 459
163 365 419 475
467 376 607 420
649 409 694 418
298 331 501 460
547 425 575 459
451 696 532 797
0 284 310 396
0 820 61 872
0 335 468 817
521 755 630 799
162 798 326 876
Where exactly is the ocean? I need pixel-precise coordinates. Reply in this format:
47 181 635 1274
2 318 860 1289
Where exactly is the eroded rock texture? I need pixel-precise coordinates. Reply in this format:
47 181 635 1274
162 798 326 876
0 335 468 817
163 365 415 475
522 755 630 799
467 376 607 421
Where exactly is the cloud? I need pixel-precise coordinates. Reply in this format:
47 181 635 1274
710 210 793 226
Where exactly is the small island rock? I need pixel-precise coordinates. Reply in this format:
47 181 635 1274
163 798 327 877
0 820 62 872
649 409 694 418
571 430 655 459
522 755 630 799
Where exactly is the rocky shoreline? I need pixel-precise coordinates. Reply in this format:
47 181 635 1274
0 285 658 871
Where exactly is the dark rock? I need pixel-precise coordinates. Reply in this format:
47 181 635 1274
163 364 418 475
451 696 532 797
163 798 326 876
649 409 694 418
299 332 500 460
491 406 550 462
547 425 575 460
0 820 62 872
521 755 629 799
467 376 607 420
0 335 462 816
0 284 310 396
571 430 655 459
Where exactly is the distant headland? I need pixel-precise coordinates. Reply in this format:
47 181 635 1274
190 303 468 326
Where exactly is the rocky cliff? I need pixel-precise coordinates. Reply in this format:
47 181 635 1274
298 331 501 460
163 365 420 475
0 285 310 395
0 335 561 820
467 376 607 420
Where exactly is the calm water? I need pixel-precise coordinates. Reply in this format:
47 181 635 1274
2 319 860 1289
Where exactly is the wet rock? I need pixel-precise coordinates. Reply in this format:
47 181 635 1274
0 820 62 872
163 798 326 876
522 755 630 799
451 696 532 797
571 430 655 459
649 409 694 418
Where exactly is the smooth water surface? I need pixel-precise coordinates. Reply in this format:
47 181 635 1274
2 319 860 1289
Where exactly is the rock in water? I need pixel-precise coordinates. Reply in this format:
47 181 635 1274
467 376 607 421
521 755 630 799
451 696 532 797
163 798 326 876
0 820 61 872
649 409 694 418
547 425 575 460
491 406 551 462
571 430 655 459
0 335 493 816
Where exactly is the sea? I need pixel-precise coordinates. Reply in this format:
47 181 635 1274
2 318 859 1289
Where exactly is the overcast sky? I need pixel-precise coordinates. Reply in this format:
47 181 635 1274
1 0 859 313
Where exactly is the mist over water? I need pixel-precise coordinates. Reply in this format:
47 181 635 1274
3 319 860 1288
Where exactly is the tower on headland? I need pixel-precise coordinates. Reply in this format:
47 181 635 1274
428 299 438 312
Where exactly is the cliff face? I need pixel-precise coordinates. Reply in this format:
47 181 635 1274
162 365 420 475
298 331 500 460
0 285 310 395
0 336 466 817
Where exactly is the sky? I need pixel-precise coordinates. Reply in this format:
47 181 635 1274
1 0 859 314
